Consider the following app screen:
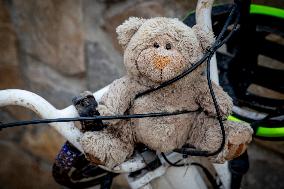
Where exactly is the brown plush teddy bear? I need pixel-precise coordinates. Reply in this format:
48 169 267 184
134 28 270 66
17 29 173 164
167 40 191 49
80 17 253 168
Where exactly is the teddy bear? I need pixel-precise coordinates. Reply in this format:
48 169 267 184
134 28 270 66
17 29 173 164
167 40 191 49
80 17 253 168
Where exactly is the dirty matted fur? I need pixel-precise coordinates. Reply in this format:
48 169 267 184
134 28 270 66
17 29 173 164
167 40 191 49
80 17 253 168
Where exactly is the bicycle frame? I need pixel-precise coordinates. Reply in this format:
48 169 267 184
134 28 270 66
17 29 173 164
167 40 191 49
0 0 232 188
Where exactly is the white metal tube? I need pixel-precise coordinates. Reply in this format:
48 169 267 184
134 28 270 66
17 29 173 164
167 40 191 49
196 1 230 188
0 89 83 151
196 0 214 32
196 0 219 84
0 86 111 151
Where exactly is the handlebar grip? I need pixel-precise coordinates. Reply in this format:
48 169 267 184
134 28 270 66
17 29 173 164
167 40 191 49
72 91 105 132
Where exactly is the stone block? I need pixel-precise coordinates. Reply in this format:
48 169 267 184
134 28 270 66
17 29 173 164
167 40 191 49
23 55 87 109
103 1 164 52
20 126 65 163
0 0 18 66
0 142 60 189
7 0 85 75
86 41 124 91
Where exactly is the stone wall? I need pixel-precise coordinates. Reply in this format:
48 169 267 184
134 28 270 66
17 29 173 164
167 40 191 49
0 0 283 189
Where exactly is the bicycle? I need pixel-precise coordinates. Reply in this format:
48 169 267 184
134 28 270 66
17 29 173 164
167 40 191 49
0 0 283 189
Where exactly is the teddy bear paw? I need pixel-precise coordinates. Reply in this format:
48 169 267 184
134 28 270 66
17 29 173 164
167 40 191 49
224 121 253 160
80 132 107 166
80 131 134 168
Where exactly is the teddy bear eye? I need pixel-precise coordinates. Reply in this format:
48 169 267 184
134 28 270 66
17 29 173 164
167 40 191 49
153 42 160 48
166 43 171 50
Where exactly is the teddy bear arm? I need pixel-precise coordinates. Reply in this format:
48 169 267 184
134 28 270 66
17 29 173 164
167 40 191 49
97 77 139 124
196 79 233 119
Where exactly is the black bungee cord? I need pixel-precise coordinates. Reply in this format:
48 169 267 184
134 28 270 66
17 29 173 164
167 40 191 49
0 110 198 129
161 153 220 189
0 4 239 160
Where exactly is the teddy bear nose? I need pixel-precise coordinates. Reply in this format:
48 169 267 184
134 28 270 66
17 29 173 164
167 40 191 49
153 55 171 70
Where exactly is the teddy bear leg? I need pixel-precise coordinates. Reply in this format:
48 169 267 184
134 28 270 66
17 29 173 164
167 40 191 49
207 120 253 163
80 128 134 168
220 120 253 161
188 113 253 163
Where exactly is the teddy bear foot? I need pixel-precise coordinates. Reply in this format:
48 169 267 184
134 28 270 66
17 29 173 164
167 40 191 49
225 121 253 160
80 131 134 168
212 121 253 163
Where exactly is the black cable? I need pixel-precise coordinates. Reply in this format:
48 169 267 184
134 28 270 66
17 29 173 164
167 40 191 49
191 162 221 189
161 152 184 167
215 4 237 42
204 53 226 156
100 173 115 189
161 153 220 189
0 109 199 129
214 13 240 50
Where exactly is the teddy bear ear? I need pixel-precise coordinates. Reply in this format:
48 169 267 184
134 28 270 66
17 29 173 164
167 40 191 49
192 24 215 52
116 17 146 49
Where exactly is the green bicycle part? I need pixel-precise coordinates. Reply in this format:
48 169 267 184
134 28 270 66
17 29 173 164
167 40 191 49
250 4 284 19
228 115 284 137
183 4 284 21
256 126 284 137
228 115 243 123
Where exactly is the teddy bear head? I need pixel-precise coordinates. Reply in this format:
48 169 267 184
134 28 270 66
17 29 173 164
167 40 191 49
116 17 215 84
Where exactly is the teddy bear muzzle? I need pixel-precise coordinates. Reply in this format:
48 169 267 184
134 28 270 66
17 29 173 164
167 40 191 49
153 55 172 70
